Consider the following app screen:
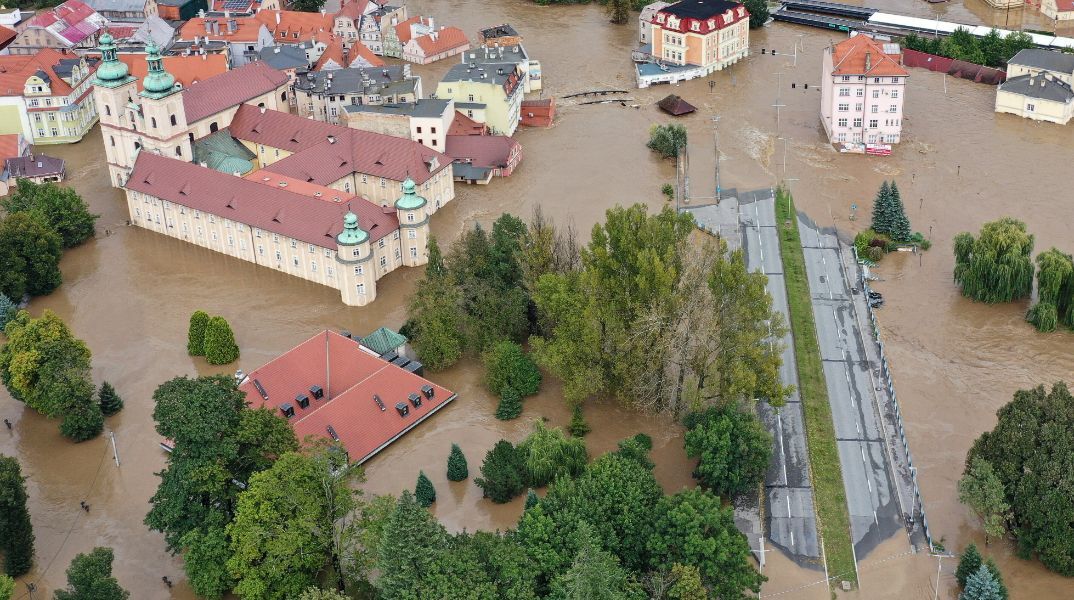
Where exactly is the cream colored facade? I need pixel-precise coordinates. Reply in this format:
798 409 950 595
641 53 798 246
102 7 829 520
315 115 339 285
995 88 1073 124
649 5 749 73
1040 0 1074 21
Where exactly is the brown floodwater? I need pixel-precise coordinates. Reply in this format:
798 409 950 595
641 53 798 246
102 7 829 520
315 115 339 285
2 0 1073 597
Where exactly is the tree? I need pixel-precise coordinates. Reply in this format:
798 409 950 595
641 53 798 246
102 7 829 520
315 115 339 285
97 381 124 416
483 341 542 398
1026 249 1074 332
58 380 104 442
375 490 451 599
298 588 350 600
0 575 13 600
203 316 239 365
466 530 539 599
415 470 436 507
0 293 15 331
567 404 590 437
475 440 527 503
956 543 982 589
548 522 644 600
0 211 63 299
743 0 769 28
960 564 1003 600
426 236 446 279
447 443 469 481
942 28 985 64
227 448 360 599
0 455 34 577
965 382 1074 575
1002 32 1034 63
525 489 540 510
408 272 464 370
984 558 1008 600
958 457 1010 543
519 420 588 488
179 514 234 600
2 180 98 248
665 564 706 600
683 405 772 498
953 218 1034 304
290 0 325 12
647 488 764 598
187 310 210 356
496 387 524 420
871 181 910 242
53 547 129 600
647 124 688 159
979 29 1005 68
606 0 630 24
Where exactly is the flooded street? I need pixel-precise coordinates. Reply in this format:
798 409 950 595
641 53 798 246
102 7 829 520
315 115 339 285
2 0 1073 597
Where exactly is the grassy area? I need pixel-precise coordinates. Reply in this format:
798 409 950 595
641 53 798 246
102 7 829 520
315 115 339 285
774 186 857 587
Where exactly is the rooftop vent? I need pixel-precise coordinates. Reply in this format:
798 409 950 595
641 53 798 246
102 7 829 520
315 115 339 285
421 384 434 399
280 403 295 418
326 424 340 441
328 135 336 144
395 402 409 417
295 393 310 409
310 384 324 399
408 392 422 408
253 378 269 400
374 394 386 411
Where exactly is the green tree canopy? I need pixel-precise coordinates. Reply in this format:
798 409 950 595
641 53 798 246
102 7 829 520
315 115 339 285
374 490 451 599
289 0 325 11
298 588 350 600
475 440 527 503
606 0 630 24
2 180 97 248
97 381 124 417
960 564 1003 600
53 547 129 600
415 470 436 507
958 457 1010 543
483 341 542 398
203 316 239 365
966 382 1074 575
0 455 34 577
187 310 210 356
496 386 524 420
548 522 644 600
179 512 234 600
683 405 772 498
956 543 982 589
953 218 1034 303
743 0 770 28
519 420 588 488
0 211 63 299
447 443 469 481
1026 249 1074 332
871 181 911 242
0 575 13 600
647 124 688 159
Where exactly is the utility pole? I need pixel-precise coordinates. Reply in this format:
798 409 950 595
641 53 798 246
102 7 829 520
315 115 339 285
932 554 943 600
712 115 721 203
110 431 120 467
778 136 789 175
772 72 786 132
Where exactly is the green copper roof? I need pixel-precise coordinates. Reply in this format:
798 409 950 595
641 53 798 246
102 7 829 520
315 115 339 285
192 130 256 175
94 32 133 86
337 212 369 245
139 42 178 98
360 327 408 355
394 177 427 211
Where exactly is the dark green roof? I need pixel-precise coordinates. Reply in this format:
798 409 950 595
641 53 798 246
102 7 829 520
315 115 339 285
192 130 256 175
361 327 407 355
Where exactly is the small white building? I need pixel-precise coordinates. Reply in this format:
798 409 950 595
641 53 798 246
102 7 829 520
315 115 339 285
820 34 908 150
995 49 1074 125
341 98 454 151
639 1 669 44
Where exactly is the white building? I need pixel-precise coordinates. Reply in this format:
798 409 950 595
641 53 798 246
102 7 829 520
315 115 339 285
820 34 908 150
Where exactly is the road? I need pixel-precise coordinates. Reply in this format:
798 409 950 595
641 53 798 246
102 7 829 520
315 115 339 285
797 215 905 560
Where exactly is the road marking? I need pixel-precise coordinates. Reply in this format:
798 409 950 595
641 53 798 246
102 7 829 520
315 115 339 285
786 495 791 516
867 477 872 493
790 531 795 548
777 412 788 485
873 510 879 526
860 445 867 463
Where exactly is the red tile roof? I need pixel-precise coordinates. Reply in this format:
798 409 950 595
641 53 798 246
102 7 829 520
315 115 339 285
448 110 488 136
394 15 428 45
314 38 384 70
238 330 457 464
336 0 369 21
254 9 334 43
520 98 555 127
115 53 229 92
0 49 91 96
1055 0 1074 11
412 26 469 57
0 25 15 51
831 34 908 77
228 104 451 185
445 134 519 169
181 61 289 124
653 0 748 33
179 17 266 43
27 0 104 45
0 134 24 161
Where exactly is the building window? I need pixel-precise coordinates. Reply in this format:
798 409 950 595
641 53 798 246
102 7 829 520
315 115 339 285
1026 103 1035 112
416 126 422 133
872 89 880 98
407 229 416 239
176 146 182 156
258 245 264 255
891 77 899 83
197 226 203 235
354 266 363 275
228 235 234 246
170 115 177 125
311 261 317 272
151 117 157 128
209 216 215 223
110 136 115 146
869 119 878 128
853 118 862 127
276 250 282 261
352 248 360 258
468 94 474 102
430 127 436 133
837 103 849 112
891 90 899 98
379 177 385 188
273 233 280 242
104 105 111 116
379 256 387 268
378 239 385 248
308 243 315 253
841 75 850 82
837 118 847 127
255 228 262 237
292 256 299 267
407 212 414 222
394 248 400 259
410 247 417 258
838 87 849 96
212 232 218 240
325 249 332 257
290 240 297 248
871 105 878 114
874 78 881 83
357 283 366 294
432 139 437 147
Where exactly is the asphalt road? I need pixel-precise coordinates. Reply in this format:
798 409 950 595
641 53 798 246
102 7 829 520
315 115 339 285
798 218 904 559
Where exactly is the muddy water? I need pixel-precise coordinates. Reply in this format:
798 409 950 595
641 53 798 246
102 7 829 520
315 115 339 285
3 0 1073 597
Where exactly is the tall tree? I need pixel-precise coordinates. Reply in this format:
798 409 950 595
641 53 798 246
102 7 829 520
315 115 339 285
886 182 911 242
519 420 588 488
684 404 772 498
375 490 450 599
415 471 436 507
0 211 63 299
548 522 644 600
483 341 542 398
743 0 770 28
53 547 129 600
227 447 360 599
984 558 1008 600
58 379 104 442
179 512 234 600
0 455 34 577
408 271 464 371
1026 249 1074 332
97 381 124 417
606 0 630 24
447 443 469 481
956 543 982 589
958 457 1010 543
475 440 527 503
187 310 210 356
1 180 98 248
646 125 688 159
203 316 239 365
298 588 350 600
959 564 1003 600
953 218 1034 304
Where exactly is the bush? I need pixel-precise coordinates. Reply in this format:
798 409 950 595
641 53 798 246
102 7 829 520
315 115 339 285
475 440 527 503
484 341 542 398
415 471 436 507
524 489 539 510
518 420 588 488
59 384 105 442
203 316 239 365
0 294 15 331
866 246 884 263
853 229 893 262
661 183 675 200
567 404 590 437
495 387 523 420
447 443 468 481
647 124 688 159
684 405 772 498
187 311 210 356
97 381 124 417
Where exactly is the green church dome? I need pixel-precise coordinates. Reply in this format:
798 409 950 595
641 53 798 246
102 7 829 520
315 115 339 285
337 212 369 246
94 32 131 84
394 177 427 211
140 42 176 96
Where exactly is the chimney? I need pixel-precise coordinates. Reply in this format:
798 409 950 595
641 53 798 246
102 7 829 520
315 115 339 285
427 16 434 30
259 105 266 114
865 50 871 72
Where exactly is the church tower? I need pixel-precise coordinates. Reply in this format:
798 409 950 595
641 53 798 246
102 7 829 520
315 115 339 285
394 177 430 268
138 43 191 162
336 212 377 306
92 32 138 187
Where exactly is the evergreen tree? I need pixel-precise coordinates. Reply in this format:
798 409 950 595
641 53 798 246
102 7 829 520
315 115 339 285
743 0 770 28
606 0 630 24
59 381 105 442
415 471 436 507
567 404 590 437
54 547 129 600
484 341 542 398
97 381 124 417
525 489 540 510
0 293 15 331
496 387 523 420
447 443 469 481
548 522 643 599
202 316 240 365
187 311 210 356
956 543 983 589
375 491 450 598
475 440 527 503
870 181 892 234
960 564 1003 600
887 182 911 242
0 455 34 577
984 558 1008 600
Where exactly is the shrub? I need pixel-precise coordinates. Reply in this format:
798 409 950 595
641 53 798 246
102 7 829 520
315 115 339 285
866 246 884 263
518 420 588 488
484 341 542 398
684 405 772 498
446 443 468 481
0 294 15 331
474 440 527 503
647 124 688 159
97 381 124 417
187 311 210 356
495 387 523 420
661 183 675 200
567 404 590 437
415 471 436 507
203 316 239 365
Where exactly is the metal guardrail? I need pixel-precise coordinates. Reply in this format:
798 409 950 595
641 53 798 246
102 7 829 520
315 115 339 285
852 247 935 552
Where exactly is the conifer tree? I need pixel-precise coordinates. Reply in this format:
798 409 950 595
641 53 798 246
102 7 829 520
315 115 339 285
447 443 468 481
984 558 1008 600
960 564 1003 600
495 387 523 421
524 488 539 511
0 455 34 577
187 310 210 356
887 182 911 242
568 404 591 437
415 471 436 507
956 543 983 589
0 293 15 331
97 381 124 417
870 181 892 234
203 316 240 365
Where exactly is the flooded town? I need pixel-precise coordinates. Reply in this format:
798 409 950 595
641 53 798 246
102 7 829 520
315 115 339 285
0 0 1073 598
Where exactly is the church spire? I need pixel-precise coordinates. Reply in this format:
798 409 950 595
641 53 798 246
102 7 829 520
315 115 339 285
93 32 133 87
140 42 178 99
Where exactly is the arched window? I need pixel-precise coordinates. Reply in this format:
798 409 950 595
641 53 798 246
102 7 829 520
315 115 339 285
175 146 182 157
151 117 157 128
209 122 219 133
170 114 177 126
104 105 111 116
109 135 115 147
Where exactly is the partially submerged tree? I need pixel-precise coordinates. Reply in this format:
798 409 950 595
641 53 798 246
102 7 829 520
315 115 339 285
0 455 34 577
447 443 469 481
1026 248 1074 332
956 543 983 589
958 457 1010 544
203 316 240 365
54 547 129 600
0 212 63 299
187 310 210 356
960 563 1003 600
743 0 770 28
97 381 124 417
647 124 688 159
415 471 436 507
1 179 98 248
683 405 772 498
953 218 1034 303
475 440 527 503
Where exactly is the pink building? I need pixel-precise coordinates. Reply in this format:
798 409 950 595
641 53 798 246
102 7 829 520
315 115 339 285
820 34 908 149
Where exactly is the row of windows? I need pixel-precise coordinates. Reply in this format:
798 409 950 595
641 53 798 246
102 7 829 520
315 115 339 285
840 76 901 83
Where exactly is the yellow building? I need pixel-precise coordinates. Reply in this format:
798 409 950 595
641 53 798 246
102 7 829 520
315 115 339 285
0 49 99 145
649 0 749 71
435 62 523 136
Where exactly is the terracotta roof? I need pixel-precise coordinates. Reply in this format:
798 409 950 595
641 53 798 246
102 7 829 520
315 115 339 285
0 49 91 96
1054 0 1074 11
181 61 289 123
314 38 384 70
0 25 15 51
238 330 457 465
0 134 24 161
830 34 908 77
412 26 469 57
228 104 451 185
105 25 137 39
254 9 334 43
394 15 428 45
179 17 266 43
445 134 519 169
116 53 228 91
520 98 554 127
336 0 369 20
127 151 356 248
448 110 487 135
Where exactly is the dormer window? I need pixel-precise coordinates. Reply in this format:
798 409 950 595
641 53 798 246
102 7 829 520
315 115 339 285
708 19 715 28
691 21 699 31
657 14 664 23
